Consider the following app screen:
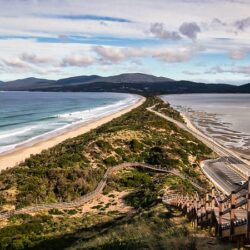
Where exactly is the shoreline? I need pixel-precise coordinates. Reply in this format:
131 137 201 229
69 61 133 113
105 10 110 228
180 112 250 166
0 96 146 171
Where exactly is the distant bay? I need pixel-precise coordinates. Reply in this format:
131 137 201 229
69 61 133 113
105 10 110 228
162 94 250 158
0 92 139 154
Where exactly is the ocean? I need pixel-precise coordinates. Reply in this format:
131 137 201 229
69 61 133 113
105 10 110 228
0 91 139 154
162 94 250 157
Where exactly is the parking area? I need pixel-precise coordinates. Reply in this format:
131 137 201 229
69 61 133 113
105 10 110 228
202 157 246 194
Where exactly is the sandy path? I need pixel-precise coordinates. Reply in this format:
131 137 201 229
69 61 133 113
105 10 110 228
0 96 145 171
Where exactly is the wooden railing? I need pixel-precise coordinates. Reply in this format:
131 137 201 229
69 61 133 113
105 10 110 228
164 177 250 243
0 162 204 220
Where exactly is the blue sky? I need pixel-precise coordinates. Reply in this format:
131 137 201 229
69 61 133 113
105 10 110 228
0 0 250 84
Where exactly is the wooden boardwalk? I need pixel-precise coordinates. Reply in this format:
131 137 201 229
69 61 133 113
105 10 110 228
0 162 203 220
163 178 250 243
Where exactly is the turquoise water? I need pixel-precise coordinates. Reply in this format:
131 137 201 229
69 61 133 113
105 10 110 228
0 92 139 154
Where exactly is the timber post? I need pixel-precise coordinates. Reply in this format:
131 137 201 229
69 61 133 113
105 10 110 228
230 191 237 238
246 177 250 241
205 192 209 220
211 187 215 210
219 199 224 237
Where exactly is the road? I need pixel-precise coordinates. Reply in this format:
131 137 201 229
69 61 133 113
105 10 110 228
147 106 249 194
201 158 244 194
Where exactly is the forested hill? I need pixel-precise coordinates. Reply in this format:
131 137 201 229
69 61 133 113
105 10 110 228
0 73 250 95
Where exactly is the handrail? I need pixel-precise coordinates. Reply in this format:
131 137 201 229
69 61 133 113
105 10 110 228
0 162 204 220
235 198 247 209
215 196 220 206
164 177 250 241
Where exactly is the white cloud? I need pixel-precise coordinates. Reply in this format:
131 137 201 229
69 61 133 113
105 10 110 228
94 46 129 63
153 45 202 63
1 58 28 69
61 54 94 67
0 0 250 81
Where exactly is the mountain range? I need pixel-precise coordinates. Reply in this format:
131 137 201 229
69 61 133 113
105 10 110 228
0 73 249 95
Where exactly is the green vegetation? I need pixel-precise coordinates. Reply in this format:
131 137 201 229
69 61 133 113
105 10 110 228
0 166 197 250
48 208 64 215
0 204 199 250
153 99 185 123
0 97 212 210
0 96 215 249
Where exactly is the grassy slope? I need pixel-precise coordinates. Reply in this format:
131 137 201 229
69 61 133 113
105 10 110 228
0 97 216 249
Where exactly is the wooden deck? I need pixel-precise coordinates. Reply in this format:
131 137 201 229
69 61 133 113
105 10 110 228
163 178 250 243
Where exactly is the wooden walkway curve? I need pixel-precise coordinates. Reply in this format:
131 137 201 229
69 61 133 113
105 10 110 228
0 162 203 220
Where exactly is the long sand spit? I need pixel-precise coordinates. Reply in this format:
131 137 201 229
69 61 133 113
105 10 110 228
0 96 146 171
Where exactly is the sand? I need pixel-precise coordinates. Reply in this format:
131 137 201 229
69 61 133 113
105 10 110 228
0 96 146 171
181 112 250 166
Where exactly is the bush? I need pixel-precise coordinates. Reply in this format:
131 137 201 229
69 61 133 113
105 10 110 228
103 156 117 166
67 209 77 215
146 147 169 166
129 139 143 152
96 140 113 152
48 208 64 215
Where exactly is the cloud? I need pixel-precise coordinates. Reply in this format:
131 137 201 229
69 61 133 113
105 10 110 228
234 17 250 30
93 44 200 64
20 53 51 64
153 46 199 63
206 65 250 76
183 70 202 75
230 49 247 60
94 46 129 63
61 54 94 67
1 58 28 69
179 22 201 39
149 23 181 40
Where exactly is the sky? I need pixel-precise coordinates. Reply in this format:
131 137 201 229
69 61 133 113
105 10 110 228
0 0 250 84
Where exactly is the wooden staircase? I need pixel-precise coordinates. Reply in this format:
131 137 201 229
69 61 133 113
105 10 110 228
163 177 250 244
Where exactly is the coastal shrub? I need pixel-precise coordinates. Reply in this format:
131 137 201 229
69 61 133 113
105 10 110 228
95 140 113 152
103 156 117 166
0 196 6 206
119 170 152 189
48 208 64 215
146 146 169 166
67 209 77 215
114 147 124 156
124 187 158 208
129 139 143 152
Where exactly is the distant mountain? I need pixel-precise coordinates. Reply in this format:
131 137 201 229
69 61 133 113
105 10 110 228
237 83 250 92
46 80 241 95
0 73 250 95
56 75 101 86
55 73 173 86
0 73 173 91
87 73 173 84
0 77 56 91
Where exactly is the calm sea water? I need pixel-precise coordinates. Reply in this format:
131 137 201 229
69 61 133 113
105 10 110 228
162 94 250 153
0 92 139 154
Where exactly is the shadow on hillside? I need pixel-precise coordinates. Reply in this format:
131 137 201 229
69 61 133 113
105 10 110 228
29 213 134 250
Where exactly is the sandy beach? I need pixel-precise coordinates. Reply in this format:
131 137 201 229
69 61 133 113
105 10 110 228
0 96 145 171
